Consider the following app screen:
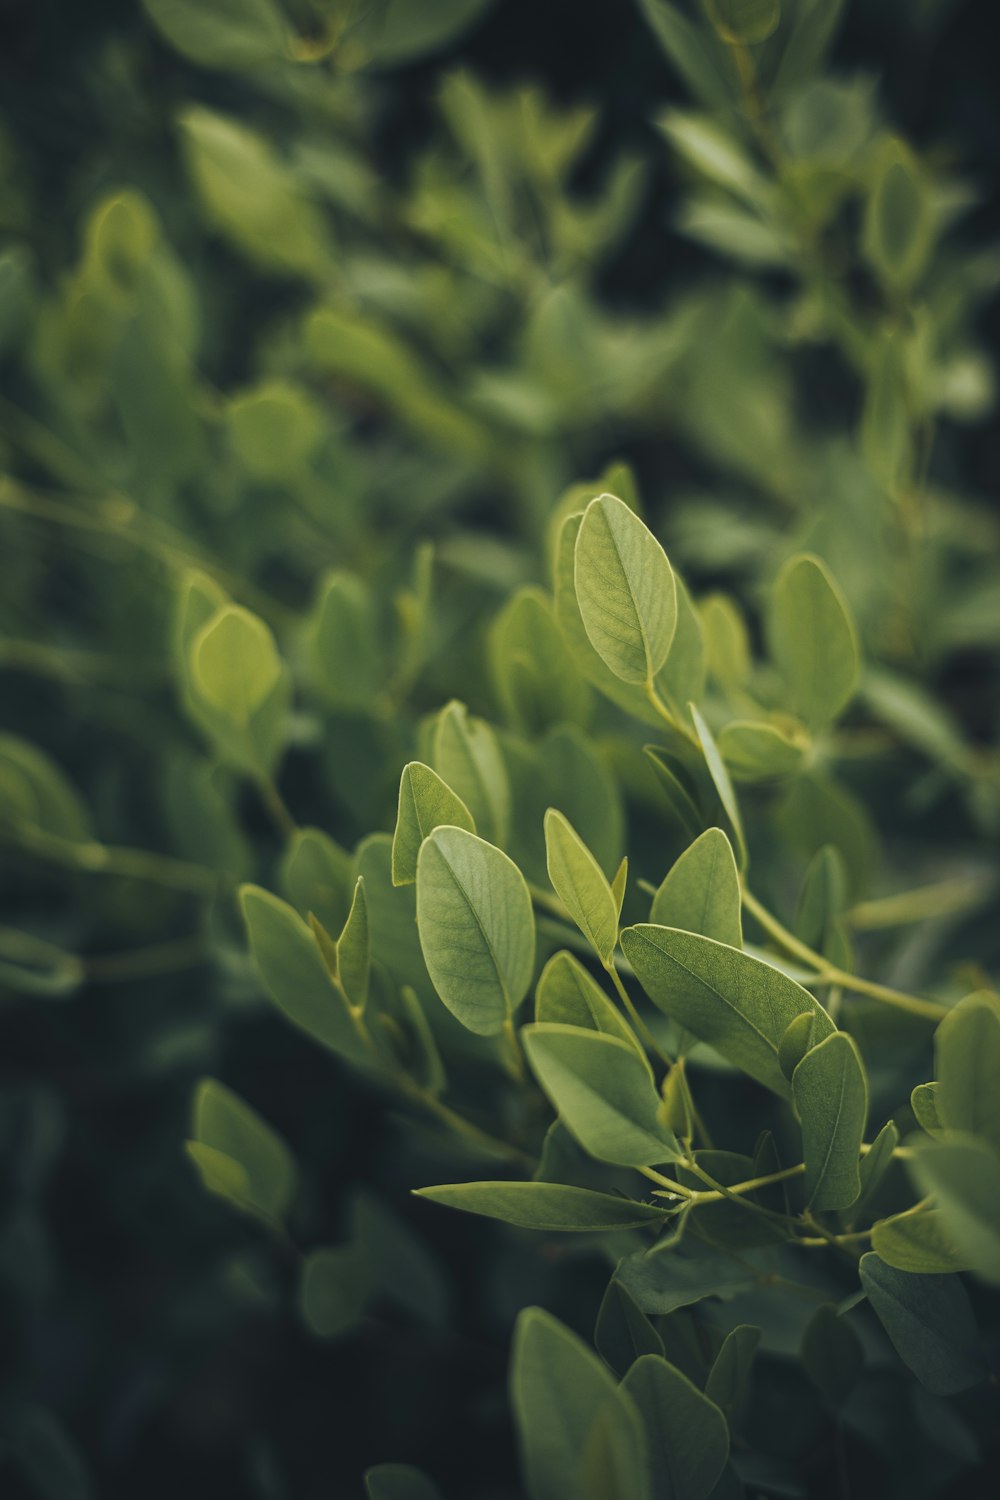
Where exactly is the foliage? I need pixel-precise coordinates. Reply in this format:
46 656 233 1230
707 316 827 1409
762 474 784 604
2 0 1000 1497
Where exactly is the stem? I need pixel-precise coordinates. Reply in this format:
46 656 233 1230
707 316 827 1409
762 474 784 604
84 935 210 982
605 959 674 1068
638 1166 697 1201
256 775 297 840
502 1016 527 1084
684 1161 797 1228
5 824 222 895
847 876 992 931
741 886 947 1021
400 1080 536 1171
644 678 699 747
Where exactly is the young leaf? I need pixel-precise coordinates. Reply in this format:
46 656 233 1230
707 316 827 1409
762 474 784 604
544 808 619 963
871 1205 971 1275
621 925 834 1097
191 604 281 728
336 876 369 1010
778 1010 820 1081
511 1307 649 1500
142 0 289 71
859 1253 987 1395
910 1081 945 1137
852 1120 899 1223
768 555 859 731
415 1181 667 1232
535 950 648 1063
907 1135 1000 1286
650 827 742 946
595 1280 665 1375
574 494 677 685
621 1354 730 1500
801 1305 863 1408
717 720 807 781
365 1466 444 1500
704 1325 760 1429
239 885 370 1066
522 1023 680 1167
792 1031 868 1211
416 826 535 1035
187 1077 297 1224
431 701 510 848
300 1245 371 1339
391 761 476 887
935 991 1000 1149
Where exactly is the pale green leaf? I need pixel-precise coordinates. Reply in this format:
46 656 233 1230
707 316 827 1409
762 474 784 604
143 0 289 70
907 1134 1000 1286
574 494 677 685
768 555 859 731
416 826 535 1035
650 827 741 946
935 991 1000 1149
523 1023 679 1167
792 1031 868 1211
544 808 619 963
911 1081 945 1137
621 925 833 1097
188 1076 296 1222
391 761 476 887
431 701 510 848
415 1181 667 1232
689 703 746 867
190 604 281 728
336 876 369 1010
535 950 647 1062
872 1205 971 1274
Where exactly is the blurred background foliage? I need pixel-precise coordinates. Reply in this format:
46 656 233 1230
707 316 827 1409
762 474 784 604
1 1 999 1496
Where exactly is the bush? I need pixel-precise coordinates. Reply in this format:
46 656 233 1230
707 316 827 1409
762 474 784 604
1 2 998 1497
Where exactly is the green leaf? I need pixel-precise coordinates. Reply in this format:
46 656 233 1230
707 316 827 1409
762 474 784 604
768 555 859 731
299 1245 372 1339
365 1467 443 1500
650 827 742 946
511 1307 649 1500
535 950 647 1062
544 808 619 963
416 826 535 1035
280 826 353 935
392 761 476 886
542 728 625 877
859 1252 987 1395
574 494 677 685
621 925 833 1097
187 1077 296 1223
143 0 289 71
226 379 323 478
704 1325 759 1429
621 1354 730 1500
595 1280 665 1376
0 734 92 842
907 1134 1000 1286
706 0 780 45
689 704 746 867
935 991 1000 1149
239 885 370 1065
643 747 704 839
637 0 735 113
872 1205 971 1274
792 1031 868 1210
193 606 283 729
431 701 510 848
717 720 807 782
490 586 591 733
778 1010 820 1081
553 512 660 723
522 1023 679 1167
911 1081 945 1137
307 571 382 711
335 876 369 1010
354 0 493 68
863 136 933 292
415 1181 667 1232
615 1247 758 1315
801 1305 863 1408
852 1119 899 1223
179 106 331 279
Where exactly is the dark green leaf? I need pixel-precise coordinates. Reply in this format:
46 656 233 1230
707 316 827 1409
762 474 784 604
792 1031 868 1211
621 1354 729 1500
859 1252 986 1395
416 1181 667 1232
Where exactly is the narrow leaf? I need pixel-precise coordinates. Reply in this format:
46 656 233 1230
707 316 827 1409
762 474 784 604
415 1181 667 1232
544 808 619 963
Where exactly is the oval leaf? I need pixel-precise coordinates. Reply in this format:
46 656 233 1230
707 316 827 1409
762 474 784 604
574 494 677 685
